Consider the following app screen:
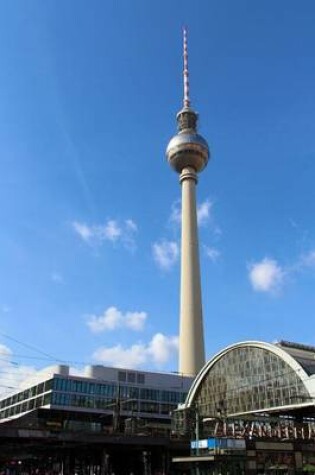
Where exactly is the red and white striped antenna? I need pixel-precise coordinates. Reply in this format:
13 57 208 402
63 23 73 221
183 26 191 108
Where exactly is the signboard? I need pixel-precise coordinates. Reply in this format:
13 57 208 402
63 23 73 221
227 439 246 449
191 438 246 450
191 439 208 449
213 419 315 441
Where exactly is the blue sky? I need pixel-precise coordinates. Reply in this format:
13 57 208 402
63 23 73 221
0 0 315 391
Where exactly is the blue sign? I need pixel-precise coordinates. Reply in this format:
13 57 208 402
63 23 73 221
191 438 246 450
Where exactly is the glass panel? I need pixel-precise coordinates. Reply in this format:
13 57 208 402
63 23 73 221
137 373 145 384
118 371 126 382
193 346 310 418
127 372 136 383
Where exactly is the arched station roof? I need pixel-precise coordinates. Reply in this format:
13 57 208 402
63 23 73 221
182 341 315 418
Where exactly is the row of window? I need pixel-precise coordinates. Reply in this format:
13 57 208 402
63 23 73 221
0 376 186 416
51 392 178 415
118 371 145 384
0 393 51 420
0 389 181 420
0 379 53 410
53 377 185 403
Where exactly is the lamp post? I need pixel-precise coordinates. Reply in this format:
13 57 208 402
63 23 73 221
194 405 201 475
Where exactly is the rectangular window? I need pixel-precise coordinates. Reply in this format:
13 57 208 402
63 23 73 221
127 372 136 383
35 397 42 408
45 379 53 392
37 383 45 395
43 393 51 405
118 371 126 382
137 373 145 384
30 386 37 397
74 380 82 393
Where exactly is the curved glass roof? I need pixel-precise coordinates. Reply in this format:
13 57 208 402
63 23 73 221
185 342 312 418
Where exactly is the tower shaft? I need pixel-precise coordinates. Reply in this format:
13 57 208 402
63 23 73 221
179 167 205 376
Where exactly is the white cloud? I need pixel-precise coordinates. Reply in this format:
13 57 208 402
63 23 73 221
248 258 285 294
197 199 213 226
2 305 11 314
203 245 220 262
152 240 179 270
248 249 315 296
86 306 147 333
72 221 93 242
100 220 121 241
170 200 181 225
72 218 137 250
93 344 147 368
0 345 11 358
0 344 37 396
122 220 138 251
92 333 178 369
125 219 138 232
125 311 147 331
147 333 179 365
169 198 214 228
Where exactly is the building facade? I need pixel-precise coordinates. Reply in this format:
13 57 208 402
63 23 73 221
173 340 315 474
0 364 192 434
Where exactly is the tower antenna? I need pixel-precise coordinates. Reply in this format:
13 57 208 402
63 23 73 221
183 26 190 108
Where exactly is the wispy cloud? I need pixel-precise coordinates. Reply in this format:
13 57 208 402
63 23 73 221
248 258 285 294
169 200 181 225
92 333 178 369
125 219 138 232
86 306 147 333
197 199 213 226
169 198 214 227
203 245 220 262
300 250 315 268
155 198 221 269
152 240 179 270
72 222 92 242
72 218 138 250
101 220 121 241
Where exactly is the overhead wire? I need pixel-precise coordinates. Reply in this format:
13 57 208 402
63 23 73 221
0 331 66 363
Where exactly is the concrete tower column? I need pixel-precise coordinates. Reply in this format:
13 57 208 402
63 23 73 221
179 167 205 375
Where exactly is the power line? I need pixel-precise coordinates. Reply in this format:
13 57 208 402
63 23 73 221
0 332 66 363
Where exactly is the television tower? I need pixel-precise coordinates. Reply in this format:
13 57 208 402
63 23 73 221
166 28 210 376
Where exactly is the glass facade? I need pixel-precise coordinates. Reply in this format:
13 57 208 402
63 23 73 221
0 375 187 421
0 379 53 420
194 346 310 418
50 377 185 415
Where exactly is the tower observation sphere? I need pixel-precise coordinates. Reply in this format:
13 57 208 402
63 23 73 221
165 27 211 377
166 107 210 173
